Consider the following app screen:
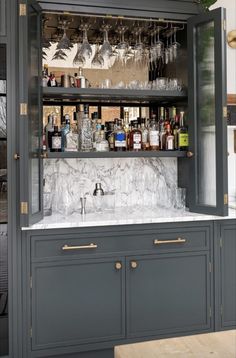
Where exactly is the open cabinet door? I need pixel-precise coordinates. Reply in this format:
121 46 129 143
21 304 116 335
188 7 228 216
19 1 43 226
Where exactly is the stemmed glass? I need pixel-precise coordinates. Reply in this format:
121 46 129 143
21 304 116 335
116 25 129 65
52 18 72 60
79 23 93 59
155 26 164 59
99 24 113 60
133 27 145 65
91 43 104 68
171 27 181 60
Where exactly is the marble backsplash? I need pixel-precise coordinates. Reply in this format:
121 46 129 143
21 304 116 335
43 158 180 215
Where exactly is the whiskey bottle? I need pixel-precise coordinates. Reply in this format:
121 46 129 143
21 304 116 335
47 72 57 87
178 111 189 151
51 126 62 152
165 124 174 150
114 119 126 151
45 114 54 150
106 122 115 151
149 115 159 150
173 114 179 150
130 121 142 151
76 68 86 88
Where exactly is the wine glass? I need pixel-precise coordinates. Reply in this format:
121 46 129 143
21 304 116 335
79 23 93 59
92 43 104 68
73 43 85 66
116 25 129 65
99 24 113 60
171 27 181 60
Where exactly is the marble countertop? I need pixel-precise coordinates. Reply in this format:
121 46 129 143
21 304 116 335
22 206 236 231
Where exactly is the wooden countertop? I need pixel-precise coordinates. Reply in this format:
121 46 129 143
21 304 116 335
115 330 236 358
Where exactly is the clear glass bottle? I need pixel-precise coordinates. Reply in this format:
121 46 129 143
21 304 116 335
80 104 93 152
96 130 109 152
178 111 189 151
140 118 149 151
93 118 102 150
130 120 142 151
114 119 126 151
149 115 159 150
61 114 70 152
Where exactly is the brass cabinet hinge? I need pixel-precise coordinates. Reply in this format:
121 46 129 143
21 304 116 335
223 106 227 118
20 103 28 116
224 194 228 205
19 3 27 16
21 202 28 215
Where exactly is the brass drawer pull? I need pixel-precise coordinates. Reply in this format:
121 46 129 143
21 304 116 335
154 238 186 245
62 243 98 251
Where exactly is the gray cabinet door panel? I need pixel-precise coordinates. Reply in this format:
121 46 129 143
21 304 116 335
0 0 6 37
220 224 236 328
127 252 211 338
188 7 228 216
31 257 125 350
19 0 43 226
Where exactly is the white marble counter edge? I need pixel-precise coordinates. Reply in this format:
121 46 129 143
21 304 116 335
22 208 236 231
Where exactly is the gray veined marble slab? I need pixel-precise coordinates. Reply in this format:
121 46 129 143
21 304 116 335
43 157 179 216
22 207 236 230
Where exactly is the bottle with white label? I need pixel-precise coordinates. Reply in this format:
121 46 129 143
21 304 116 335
165 124 174 151
149 115 159 150
51 126 62 152
130 121 142 151
114 119 126 151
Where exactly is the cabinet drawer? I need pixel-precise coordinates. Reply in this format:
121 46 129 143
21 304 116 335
31 224 210 260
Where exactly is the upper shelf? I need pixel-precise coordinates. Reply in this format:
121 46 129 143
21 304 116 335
42 87 188 104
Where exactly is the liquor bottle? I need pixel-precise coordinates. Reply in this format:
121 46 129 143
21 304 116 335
114 119 126 151
75 68 86 88
93 118 102 150
80 104 93 152
106 122 115 151
51 126 62 152
149 115 159 150
173 114 179 150
140 118 149 151
130 120 142 151
123 109 130 150
45 114 54 150
47 72 57 87
42 64 49 87
95 130 109 152
178 111 189 151
61 114 70 152
159 121 166 150
170 106 177 129
165 124 174 150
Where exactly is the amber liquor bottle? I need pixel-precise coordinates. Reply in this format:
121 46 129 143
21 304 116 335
130 121 142 151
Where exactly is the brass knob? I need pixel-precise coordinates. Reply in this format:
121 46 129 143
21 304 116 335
14 153 20 160
130 261 138 269
187 151 194 158
40 152 48 159
115 262 122 270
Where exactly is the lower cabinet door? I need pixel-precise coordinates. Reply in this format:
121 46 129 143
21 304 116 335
31 257 125 350
126 252 211 338
219 223 236 329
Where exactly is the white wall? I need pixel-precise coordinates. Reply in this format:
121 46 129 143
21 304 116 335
211 0 236 94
